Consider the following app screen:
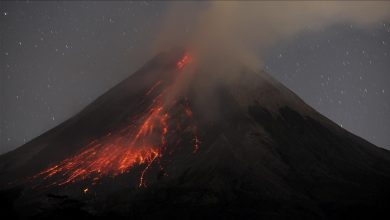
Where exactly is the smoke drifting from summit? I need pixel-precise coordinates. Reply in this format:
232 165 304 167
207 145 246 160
151 1 390 123
155 1 390 70
2 2 390 153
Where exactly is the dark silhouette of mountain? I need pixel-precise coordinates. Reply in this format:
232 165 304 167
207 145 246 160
1 49 389 219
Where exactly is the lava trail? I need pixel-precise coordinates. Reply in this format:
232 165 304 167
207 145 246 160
32 53 198 188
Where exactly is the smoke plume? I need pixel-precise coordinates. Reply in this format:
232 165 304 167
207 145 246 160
155 1 390 70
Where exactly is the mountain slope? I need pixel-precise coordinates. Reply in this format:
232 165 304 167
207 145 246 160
1 49 389 219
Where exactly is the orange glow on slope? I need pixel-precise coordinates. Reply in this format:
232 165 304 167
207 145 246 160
176 54 192 70
34 100 167 186
33 53 200 188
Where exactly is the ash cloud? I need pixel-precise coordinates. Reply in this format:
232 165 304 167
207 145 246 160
155 1 390 70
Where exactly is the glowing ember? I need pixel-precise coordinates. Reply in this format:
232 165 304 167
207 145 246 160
176 54 192 70
184 106 193 117
145 80 163 96
33 54 200 189
193 136 200 153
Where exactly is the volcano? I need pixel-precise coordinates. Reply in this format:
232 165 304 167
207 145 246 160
1 49 390 219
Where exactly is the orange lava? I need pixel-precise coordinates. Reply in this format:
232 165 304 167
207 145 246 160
176 54 192 70
34 104 167 186
145 80 163 96
33 53 200 188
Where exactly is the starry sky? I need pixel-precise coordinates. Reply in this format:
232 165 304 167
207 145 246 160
1 1 389 153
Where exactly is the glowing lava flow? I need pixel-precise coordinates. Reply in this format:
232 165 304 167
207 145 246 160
33 53 199 188
34 102 168 187
176 54 192 70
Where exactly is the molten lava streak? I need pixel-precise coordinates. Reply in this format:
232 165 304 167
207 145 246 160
33 53 199 188
34 103 167 187
176 54 192 70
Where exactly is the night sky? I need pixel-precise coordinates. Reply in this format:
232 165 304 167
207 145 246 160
1 1 389 153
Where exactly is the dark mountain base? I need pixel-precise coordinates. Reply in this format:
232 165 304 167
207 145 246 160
1 185 389 220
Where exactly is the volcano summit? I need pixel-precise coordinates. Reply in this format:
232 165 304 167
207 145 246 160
1 49 390 219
